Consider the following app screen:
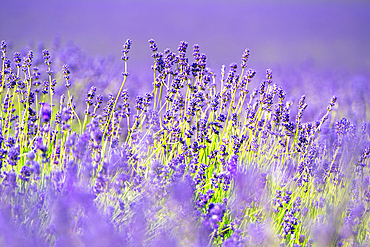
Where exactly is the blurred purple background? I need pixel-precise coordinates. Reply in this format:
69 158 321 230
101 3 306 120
1 0 370 120
1 0 369 73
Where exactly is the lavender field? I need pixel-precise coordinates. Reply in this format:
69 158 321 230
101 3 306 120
1 1 370 246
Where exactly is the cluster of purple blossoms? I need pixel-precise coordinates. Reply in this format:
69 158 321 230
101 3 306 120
0 38 368 247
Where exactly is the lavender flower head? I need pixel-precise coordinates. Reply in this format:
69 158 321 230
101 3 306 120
40 103 52 123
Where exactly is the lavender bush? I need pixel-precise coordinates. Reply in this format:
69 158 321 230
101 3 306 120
0 38 369 247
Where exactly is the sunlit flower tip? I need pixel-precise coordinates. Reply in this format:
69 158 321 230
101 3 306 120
148 39 158 52
13 52 21 67
266 68 272 79
42 49 51 65
123 39 132 52
62 64 70 80
121 39 132 60
178 41 188 53
246 68 256 79
27 50 33 59
0 40 7 52
85 86 97 106
327 95 338 111
330 95 337 106
193 44 200 53
265 69 273 84
241 48 250 68
92 92 101 103
229 62 237 71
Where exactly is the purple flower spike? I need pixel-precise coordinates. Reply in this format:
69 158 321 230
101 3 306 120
40 103 52 123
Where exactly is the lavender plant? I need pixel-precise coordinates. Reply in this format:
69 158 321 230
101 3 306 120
0 38 369 247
